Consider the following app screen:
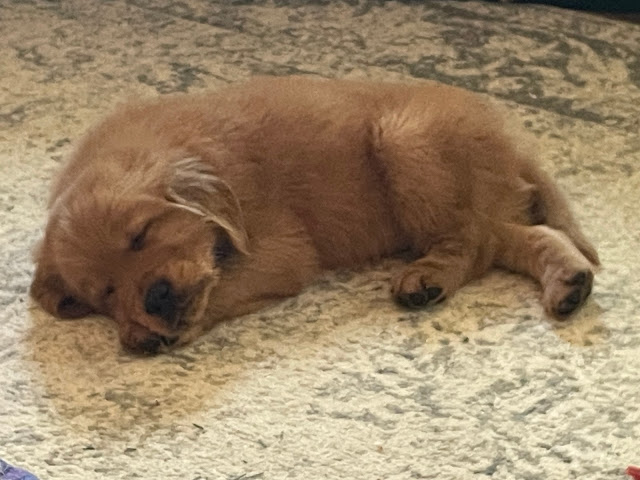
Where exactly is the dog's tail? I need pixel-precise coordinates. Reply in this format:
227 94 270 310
524 163 600 267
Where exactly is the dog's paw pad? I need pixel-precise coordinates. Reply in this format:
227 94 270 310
566 270 591 287
552 270 594 318
556 288 582 316
395 286 444 309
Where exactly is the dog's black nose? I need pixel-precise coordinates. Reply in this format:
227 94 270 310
144 279 177 325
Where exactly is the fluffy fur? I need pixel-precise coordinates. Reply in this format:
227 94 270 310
31 76 599 354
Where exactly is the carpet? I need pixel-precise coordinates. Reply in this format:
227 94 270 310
1 1 638 479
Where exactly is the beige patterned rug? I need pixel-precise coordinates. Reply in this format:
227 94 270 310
1 1 639 479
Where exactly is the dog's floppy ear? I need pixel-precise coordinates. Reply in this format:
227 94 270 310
30 246 94 319
166 157 249 255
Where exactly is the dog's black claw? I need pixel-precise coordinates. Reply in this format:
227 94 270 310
556 270 594 317
397 292 425 309
396 286 444 309
408 292 428 307
425 286 443 301
556 288 582 316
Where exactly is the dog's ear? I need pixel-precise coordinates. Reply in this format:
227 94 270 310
166 157 249 255
30 243 94 319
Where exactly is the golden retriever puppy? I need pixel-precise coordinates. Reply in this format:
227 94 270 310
31 76 599 354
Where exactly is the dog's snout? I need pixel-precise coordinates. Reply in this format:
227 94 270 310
144 279 177 324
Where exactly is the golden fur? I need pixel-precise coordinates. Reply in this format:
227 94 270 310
31 76 599 354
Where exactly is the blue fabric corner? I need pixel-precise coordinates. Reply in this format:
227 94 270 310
0 459 39 480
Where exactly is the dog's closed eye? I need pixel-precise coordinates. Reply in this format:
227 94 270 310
130 223 151 251
213 229 236 264
57 295 93 318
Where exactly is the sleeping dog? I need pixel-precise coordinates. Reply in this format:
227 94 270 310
31 76 599 354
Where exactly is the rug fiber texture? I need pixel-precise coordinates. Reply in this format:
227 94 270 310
1 1 639 479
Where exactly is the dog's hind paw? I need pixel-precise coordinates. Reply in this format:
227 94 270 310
545 269 594 319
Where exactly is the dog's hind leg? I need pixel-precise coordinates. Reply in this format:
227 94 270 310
392 214 595 317
522 164 600 266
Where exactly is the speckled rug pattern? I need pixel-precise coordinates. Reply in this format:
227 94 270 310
1 1 639 479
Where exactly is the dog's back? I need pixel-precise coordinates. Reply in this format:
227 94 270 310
57 77 552 266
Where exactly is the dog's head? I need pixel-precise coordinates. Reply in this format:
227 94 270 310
31 150 249 354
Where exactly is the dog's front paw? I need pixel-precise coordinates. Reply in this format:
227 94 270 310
395 286 444 309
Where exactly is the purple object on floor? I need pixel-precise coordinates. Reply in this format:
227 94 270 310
0 459 39 480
